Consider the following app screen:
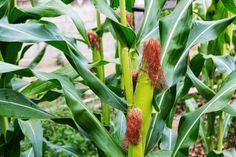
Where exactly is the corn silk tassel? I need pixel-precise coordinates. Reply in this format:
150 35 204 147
87 31 103 80
125 38 166 157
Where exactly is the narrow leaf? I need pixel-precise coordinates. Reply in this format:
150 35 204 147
19 119 43 157
0 89 54 119
172 70 236 156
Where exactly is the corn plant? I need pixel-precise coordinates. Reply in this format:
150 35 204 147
0 0 236 156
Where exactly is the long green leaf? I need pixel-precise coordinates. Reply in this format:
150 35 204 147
136 0 166 45
173 17 236 84
19 119 43 157
67 48 127 112
204 54 236 74
172 70 236 156
22 66 78 97
146 86 176 154
187 67 216 100
0 62 125 157
160 0 193 86
0 20 127 112
44 139 84 157
9 0 89 44
0 89 54 119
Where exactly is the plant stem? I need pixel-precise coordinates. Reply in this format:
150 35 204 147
0 117 8 141
119 0 126 25
217 111 224 152
117 42 124 90
119 0 133 110
121 47 133 109
96 11 110 127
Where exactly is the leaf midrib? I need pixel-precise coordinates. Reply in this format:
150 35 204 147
172 84 236 156
161 0 192 64
0 99 50 117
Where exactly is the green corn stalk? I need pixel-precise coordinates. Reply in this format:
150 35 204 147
119 0 134 110
96 10 110 128
205 0 231 152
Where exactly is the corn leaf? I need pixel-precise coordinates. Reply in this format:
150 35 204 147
0 62 125 157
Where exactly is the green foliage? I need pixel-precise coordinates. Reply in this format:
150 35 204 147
0 0 236 156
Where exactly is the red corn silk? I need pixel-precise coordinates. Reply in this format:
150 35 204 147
143 38 167 89
125 108 142 145
87 31 99 49
132 70 139 82
126 11 133 28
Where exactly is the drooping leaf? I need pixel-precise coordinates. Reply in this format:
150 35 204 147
0 89 54 119
0 20 127 112
18 119 43 157
0 62 125 156
9 0 89 44
22 66 78 97
178 53 205 98
187 67 216 100
203 54 236 74
172 70 236 156
173 16 236 84
67 48 127 112
44 139 84 157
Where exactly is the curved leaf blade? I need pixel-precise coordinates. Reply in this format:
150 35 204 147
19 119 43 157
136 0 166 44
44 139 84 157
160 0 193 86
9 0 89 44
187 67 215 100
0 89 54 119
204 54 236 74
0 20 127 112
172 70 236 156
0 62 125 157
174 16 236 84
